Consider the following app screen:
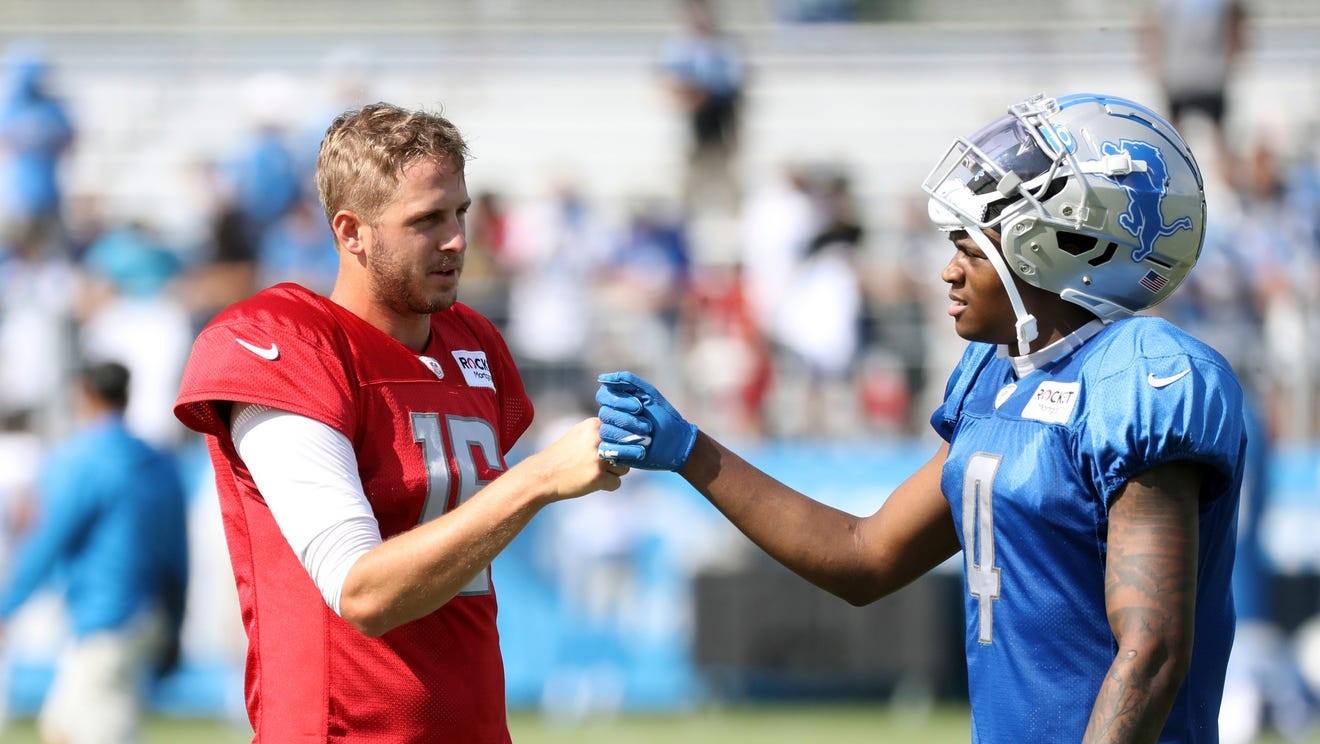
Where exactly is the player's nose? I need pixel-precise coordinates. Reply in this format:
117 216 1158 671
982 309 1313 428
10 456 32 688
440 229 466 253
940 253 962 284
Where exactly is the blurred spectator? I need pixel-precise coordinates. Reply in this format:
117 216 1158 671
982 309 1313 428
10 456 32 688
809 172 864 254
774 171 865 435
0 221 78 435
470 190 511 264
503 178 612 406
462 189 515 326
224 73 303 248
678 261 772 438
0 42 78 433
256 197 337 294
79 222 182 304
78 222 192 448
738 164 830 433
1235 136 1318 438
774 0 857 23
1286 121 1320 249
613 197 691 324
0 42 75 257
0 361 188 744
62 193 107 263
1139 0 1247 182
738 164 816 342
660 0 747 215
857 196 945 435
177 158 259 329
595 197 692 389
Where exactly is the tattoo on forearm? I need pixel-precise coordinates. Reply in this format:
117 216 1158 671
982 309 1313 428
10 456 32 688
1083 465 1199 743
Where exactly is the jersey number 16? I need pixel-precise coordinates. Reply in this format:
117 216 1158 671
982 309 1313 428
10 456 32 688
411 412 504 596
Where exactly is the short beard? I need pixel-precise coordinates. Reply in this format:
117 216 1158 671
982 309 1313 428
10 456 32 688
365 246 456 316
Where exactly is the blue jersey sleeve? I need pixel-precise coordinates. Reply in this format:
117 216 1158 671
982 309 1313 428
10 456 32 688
930 342 998 442
1080 329 1246 508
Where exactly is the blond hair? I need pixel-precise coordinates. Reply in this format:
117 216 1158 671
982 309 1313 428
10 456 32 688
315 102 469 224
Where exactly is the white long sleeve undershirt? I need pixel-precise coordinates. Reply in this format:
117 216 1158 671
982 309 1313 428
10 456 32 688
230 402 382 616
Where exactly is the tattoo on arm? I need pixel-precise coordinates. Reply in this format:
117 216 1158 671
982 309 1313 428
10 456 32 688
1082 462 1200 744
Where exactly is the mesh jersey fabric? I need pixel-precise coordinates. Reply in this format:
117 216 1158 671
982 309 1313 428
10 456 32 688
175 283 532 743
930 315 1245 744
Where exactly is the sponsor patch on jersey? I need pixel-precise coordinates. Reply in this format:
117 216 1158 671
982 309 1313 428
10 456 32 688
418 355 445 380
452 350 495 390
1020 380 1081 424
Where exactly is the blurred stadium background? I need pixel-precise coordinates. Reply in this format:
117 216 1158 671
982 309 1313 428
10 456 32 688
1 0 1319 741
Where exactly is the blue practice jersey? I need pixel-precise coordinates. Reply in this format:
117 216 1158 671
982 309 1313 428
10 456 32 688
0 415 188 637
931 316 1245 743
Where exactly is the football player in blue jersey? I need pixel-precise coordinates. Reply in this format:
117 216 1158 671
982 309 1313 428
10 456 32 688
596 92 1246 743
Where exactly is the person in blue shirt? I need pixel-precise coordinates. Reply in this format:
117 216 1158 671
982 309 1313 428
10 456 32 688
596 93 1246 743
0 361 188 744
660 0 746 212
0 42 75 253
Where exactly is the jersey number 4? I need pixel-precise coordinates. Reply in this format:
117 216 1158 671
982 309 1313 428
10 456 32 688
964 452 1003 645
411 412 505 596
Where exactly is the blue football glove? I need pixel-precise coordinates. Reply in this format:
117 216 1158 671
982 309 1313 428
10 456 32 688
595 371 697 471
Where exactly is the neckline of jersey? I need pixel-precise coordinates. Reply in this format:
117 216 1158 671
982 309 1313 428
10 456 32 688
1002 318 1108 378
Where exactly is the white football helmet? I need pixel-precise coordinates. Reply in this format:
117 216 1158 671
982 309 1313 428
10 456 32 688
922 92 1206 354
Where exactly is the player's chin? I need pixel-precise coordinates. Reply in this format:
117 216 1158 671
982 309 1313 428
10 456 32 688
417 288 459 314
951 315 1003 345
950 314 979 341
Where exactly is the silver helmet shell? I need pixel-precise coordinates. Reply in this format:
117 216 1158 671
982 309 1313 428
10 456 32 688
923 93 1206 320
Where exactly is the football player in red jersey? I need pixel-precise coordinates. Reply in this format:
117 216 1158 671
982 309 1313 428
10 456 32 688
174 103 629 743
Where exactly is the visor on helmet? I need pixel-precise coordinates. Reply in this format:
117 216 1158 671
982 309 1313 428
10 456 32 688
922 113 1068 230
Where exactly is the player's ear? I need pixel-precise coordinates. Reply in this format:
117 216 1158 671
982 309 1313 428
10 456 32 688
332 210 367 255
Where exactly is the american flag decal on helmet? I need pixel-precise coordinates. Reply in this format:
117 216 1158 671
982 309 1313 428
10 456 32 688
1139 270 1168 293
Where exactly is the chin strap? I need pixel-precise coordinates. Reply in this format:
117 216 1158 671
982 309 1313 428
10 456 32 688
961 220 1038 356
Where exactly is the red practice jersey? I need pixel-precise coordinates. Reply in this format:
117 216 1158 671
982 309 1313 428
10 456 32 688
175 283 533 743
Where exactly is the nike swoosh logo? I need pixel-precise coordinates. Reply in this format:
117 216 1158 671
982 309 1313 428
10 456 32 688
1147 368 1191 388
235 338 279 361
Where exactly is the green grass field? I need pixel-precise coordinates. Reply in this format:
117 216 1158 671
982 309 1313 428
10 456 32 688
2 705 1317 743
2 706 966 744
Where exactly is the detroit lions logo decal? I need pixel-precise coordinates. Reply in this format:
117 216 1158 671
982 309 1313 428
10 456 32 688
1100 139 1193 261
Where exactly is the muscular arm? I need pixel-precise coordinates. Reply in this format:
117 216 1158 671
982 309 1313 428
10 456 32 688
1083 461 1202 744
680 433 959 605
